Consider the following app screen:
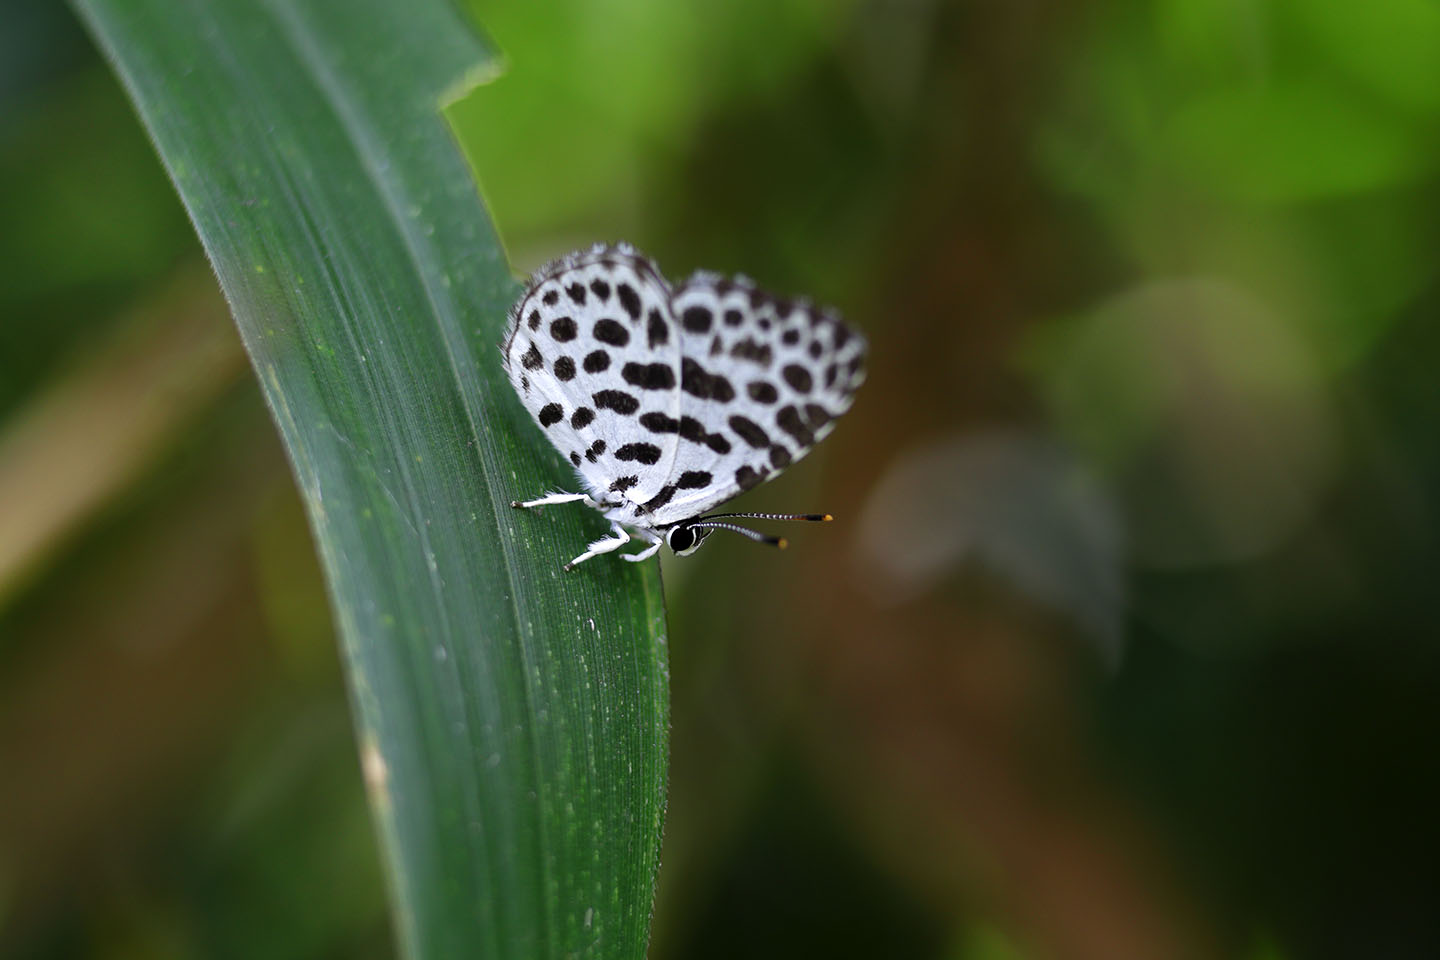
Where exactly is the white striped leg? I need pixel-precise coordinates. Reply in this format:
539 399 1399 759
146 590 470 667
563 524 631 571
621 541 663 563
511 491 599 510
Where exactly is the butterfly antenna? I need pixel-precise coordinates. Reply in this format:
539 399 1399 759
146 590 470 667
687 520 788 549
697 512 833 523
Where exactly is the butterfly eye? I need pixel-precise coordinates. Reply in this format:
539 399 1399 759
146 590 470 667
666 526 697 554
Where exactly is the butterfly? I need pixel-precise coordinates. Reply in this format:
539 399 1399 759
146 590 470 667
503 243 866 570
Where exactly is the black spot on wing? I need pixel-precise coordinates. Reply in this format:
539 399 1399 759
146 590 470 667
609 475 639 492
622 362 676 390
782 364 813 393
803 403 831 429
585 439 606 462
570 407 595 429
680 416 732 454
550 317 577 342
735 465 767 491
527 310 541 330
553 356 575 381
682 306 713 333
583 350 611 373
824 363 838 388
808 340 823 359
647 309 669 348
618 284 642 320
593 390 640 415
643 485 676 512
594 318 629 346
570 451 582 466
769 445 792 469
724 309 743 327
542 289 559 305
678 417 705 444
728 415 771 448
681 358 735 402
782 329 800 346
615 442 662 465
590 279 611 301
776 405 814 446
846 355 865 384
521 343 543 370
538 403 563 427
747 381 778 404
730 338 772 367
567 283 587 305
639 412 679 433
677 470 712 489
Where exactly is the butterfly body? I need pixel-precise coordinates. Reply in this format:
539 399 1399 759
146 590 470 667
503 243 865 568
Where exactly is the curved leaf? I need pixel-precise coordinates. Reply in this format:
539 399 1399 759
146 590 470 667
70 1 670 957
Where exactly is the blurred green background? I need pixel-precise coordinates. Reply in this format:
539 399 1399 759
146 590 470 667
3 0 1439 957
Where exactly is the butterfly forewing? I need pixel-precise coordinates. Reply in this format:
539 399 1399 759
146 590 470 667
504 245 681 506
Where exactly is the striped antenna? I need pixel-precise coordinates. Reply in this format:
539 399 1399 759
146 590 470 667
686 520 788 548
696 512 832 523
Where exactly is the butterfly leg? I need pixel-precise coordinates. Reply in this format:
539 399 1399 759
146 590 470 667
562 524 631 571
620 529 663 563
620 541 663 563
512 491 600 510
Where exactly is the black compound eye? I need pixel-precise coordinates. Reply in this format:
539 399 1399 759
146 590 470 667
668 526 695 553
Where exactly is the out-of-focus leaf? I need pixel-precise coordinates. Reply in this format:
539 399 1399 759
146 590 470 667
1287 0 1440 113
70 1 669 958
453 0 851 250
1164 83 1432 203
1027 279 1339 569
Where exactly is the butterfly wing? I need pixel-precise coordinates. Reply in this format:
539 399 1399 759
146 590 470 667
504 244 682 507
638 272 867 526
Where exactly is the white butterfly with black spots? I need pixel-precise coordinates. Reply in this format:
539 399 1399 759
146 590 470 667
503 243 866 569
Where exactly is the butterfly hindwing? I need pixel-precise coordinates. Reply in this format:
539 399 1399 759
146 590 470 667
640 272 867 526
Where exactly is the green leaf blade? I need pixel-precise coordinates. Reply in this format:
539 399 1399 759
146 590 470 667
71 1 669 957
